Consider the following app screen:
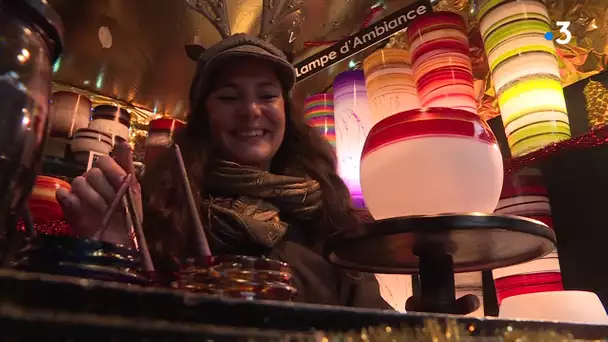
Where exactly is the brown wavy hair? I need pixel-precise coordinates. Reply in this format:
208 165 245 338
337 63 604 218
140 90 360 273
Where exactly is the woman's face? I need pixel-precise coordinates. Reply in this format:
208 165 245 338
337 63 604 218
205 58 286 170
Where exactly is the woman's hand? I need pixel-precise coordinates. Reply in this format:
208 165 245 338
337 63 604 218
56 142 143 246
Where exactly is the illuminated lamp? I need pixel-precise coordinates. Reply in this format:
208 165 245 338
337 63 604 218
477 0 571 157
363 48 421 124
303 93 335 150
407 11 477 114
360 108 503 220
333 70 374 208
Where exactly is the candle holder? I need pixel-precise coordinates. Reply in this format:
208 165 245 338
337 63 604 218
171 255 298 301
12 235 149 285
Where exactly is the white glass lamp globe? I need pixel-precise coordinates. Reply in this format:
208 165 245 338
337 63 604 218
360 108 504 220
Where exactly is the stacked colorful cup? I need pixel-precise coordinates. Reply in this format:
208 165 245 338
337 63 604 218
407 11 477 114
477 0 571 157
303 93 336 149
363 48 421 124
333 70 373 208
493 168 563 305
360 108 503 220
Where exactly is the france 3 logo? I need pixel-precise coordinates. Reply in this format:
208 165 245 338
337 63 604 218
545 21 572 45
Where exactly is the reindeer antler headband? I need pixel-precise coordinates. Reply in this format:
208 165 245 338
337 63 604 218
258 0 303 40
184 0 300 108
186 0 302 40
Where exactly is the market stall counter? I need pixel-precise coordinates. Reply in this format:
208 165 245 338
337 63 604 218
0 268 607 340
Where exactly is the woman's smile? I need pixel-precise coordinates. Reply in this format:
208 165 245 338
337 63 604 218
232 129 268 139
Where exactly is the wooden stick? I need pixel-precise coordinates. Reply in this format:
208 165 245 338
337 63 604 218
125 184 154 272
173 144 212 259
94 174 133 240
122 197 138 250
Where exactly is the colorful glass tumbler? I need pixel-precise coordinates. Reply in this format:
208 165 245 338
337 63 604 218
363 48 421 124
493 168 563 305
407 11 477 114
360 108 503 220
477 0 571 157
303 93 336 149
333 70 374 208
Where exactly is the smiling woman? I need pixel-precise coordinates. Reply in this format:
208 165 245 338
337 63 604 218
56 32 393 309
205 58 286 171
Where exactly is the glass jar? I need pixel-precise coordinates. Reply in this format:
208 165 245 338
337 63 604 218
171 255 298 301
0 0 64 233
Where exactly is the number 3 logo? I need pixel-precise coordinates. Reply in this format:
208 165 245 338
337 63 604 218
555 21 572 45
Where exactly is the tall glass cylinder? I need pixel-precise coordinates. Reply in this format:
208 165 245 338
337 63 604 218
363 48 420 124
493 168 563 305
303 94 336 150
477 0 571 157
333 70 373 208
407 11 477 114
